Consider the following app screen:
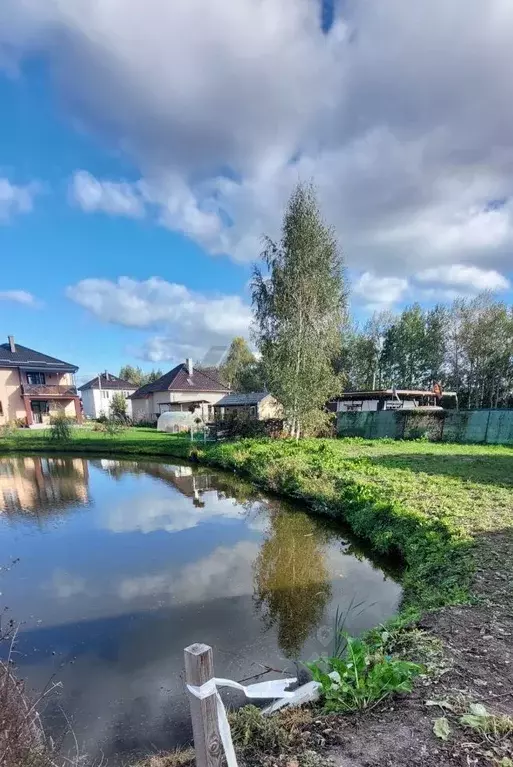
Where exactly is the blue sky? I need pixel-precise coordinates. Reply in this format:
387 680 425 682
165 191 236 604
0 0 512 383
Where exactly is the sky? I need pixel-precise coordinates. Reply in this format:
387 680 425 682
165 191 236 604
0 0 512 384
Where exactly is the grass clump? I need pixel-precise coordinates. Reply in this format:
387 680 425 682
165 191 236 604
134 748 195 767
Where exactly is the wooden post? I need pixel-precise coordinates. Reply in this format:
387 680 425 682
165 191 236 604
184 643 223 767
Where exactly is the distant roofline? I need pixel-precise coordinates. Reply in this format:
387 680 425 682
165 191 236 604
337 389 457 400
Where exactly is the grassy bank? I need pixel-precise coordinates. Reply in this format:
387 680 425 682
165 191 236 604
2 428 513 612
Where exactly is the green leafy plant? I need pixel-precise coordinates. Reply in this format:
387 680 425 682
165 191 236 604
49 411 73 443
308 632 422 713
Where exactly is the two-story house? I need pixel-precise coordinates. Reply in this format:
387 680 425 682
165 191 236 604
130 358 229 423
0 336 82 426
78 372 137 419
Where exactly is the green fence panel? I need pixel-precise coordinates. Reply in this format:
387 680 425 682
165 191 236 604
338 408 513 445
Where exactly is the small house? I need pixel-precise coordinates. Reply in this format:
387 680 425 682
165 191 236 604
214 392 282 421
130 359 229 424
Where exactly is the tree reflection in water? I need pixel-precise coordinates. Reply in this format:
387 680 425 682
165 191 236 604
254 505 332 658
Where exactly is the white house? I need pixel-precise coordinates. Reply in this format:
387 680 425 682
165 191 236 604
79 372 137 419
130 359 229 423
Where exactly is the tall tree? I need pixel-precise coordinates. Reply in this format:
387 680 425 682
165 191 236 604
253 182 346 437
119 365 163 387
221 337 257 390
119 365 145 387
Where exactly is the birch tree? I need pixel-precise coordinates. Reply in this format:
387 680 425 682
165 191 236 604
252 182 346 437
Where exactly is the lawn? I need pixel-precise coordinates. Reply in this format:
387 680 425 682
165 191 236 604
2 428 513 611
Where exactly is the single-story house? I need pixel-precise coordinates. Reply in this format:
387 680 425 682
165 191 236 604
214 391 282 420
0 335 81 426
130 359 229 423
332 388 457 413
78 372 137 419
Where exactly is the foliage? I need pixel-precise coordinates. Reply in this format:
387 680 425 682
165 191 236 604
110 391 129 421
343 293 513 407
220 337 264 392
308 632 422 713
119 364 163 388
48 411 73 443
253 182 346 437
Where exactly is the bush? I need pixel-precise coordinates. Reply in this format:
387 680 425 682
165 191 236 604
49 412 74 443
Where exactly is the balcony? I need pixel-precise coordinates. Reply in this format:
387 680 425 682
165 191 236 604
22 384 78 398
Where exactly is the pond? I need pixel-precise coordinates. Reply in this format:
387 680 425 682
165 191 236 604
0 454 401 762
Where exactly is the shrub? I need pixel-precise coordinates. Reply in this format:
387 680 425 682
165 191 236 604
49 412 73 443
307 632 422 713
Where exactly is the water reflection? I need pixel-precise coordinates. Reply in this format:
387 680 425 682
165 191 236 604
0 455 401 763
255 508 332 657
0 456 89 517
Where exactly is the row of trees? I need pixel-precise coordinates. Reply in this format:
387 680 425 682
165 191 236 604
221 182 513 433
337 295 513 409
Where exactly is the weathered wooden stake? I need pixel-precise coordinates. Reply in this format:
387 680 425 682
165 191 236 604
184 643 223 767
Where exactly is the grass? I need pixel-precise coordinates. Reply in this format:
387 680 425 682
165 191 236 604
2 429 513 612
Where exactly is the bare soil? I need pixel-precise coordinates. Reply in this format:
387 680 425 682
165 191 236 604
324 532 513 767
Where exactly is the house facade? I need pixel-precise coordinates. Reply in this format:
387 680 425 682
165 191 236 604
79 373 137 419
0 336 81 426
130 359 229 423
214 392 282 420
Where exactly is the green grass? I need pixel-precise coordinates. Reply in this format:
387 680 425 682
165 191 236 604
2 429 513 612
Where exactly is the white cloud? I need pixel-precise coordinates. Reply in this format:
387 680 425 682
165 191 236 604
118 541 259 603
71 170 145 218
0 290 39 306
2 1 513 280
66 276 252 360
416 264 510 293
106 489 244 535
45 568 88 599
0 178 37 221
353 272 408 309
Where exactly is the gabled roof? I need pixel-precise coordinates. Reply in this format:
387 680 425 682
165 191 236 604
130 363 229 398
78 373 136 391
0 342 78 372
216 392 270 407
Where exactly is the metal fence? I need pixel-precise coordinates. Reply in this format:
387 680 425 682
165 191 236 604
337 408 513 445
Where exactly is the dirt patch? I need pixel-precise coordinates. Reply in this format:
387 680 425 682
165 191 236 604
325 531 513 767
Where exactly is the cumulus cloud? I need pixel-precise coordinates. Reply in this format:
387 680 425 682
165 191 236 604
353 272 409 309
2 1 513 280
118 541 259 603
0 290 40 306
106 489 245 535
71 170 145 218
66 276 252 361
0 178 37 221
416 264 510 293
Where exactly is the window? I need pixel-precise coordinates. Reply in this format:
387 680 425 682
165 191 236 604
101 390 110 399
250 406 257 417
26 372 46 385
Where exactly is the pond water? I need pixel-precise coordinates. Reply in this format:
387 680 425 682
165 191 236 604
0 455 401 762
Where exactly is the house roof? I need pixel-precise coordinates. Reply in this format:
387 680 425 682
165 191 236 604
216 392 269 407
0 342 78 372
130 363 229 399
78 373 136 391
337 389 457 401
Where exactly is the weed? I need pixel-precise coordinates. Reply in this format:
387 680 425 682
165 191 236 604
308 632 423 713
